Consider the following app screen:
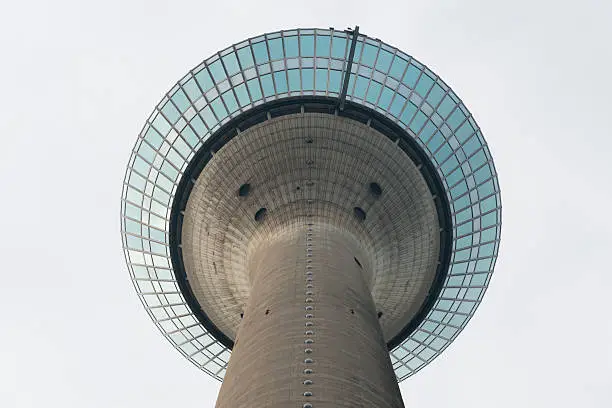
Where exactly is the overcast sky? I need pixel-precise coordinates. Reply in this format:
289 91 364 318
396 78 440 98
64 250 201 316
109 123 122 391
1 0 611 407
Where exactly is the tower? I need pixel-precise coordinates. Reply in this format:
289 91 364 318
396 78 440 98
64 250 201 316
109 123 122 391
121 27 501 407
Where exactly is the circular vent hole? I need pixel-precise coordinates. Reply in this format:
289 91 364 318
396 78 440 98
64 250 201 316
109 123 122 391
238 183 251 197
353 207 366 221
254 208 267 222
369 182 382 197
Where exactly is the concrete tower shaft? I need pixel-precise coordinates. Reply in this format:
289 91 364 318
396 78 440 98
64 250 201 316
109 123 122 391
215 226 404 408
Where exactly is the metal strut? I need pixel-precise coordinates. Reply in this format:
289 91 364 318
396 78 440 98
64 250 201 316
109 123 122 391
338 25 359 111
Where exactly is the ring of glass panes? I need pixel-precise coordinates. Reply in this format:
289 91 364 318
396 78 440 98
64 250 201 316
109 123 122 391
121 28 502 382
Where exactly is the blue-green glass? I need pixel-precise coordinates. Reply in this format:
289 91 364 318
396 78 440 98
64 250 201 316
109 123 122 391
366 81 382 104
473 165 493 184
273 71 288 94
137 141 156 163
453 194 471 213
260 74 274 97
145 125 164 148
409 110 427 134
462 135 480 156
129 171 146 191
210 98 228 120
468 149 487 169
447 108 467 130
450 181 468 199
252 41 269 64
316 35 330 57
268 38 284 60
221 91 239 114
200 106 216 129
328 70 342 93
440 154 459 175
455 120 475 142
288 69 300 91
389 56 408 81
400 102 418 126
403 64 421 88
302 68 314 90
361 43 378 67
195 68 214 92
438 94 456 118
378 86 394 109
222 53 240 76
427 131 444 152
354 75 369 99
284 36 299 58
172 139 191 161
389 94 406 117
481 211 497 228
124 202 142 220
236 46 254 69
331 36 347 59
170 88 190 113
127 235 143 251
427 83 445 107
480 226 496 243
190 115 206 135
446 167 463 187
300 35 315 57
208 60 226 83
234 83 250 107
132 156 151 177
415 73 434 98
246 78 262 101
315 68 327 92
182 78 202 101
152 115 170 136
477 179 495 198
478 243 495 257
375 49 393 73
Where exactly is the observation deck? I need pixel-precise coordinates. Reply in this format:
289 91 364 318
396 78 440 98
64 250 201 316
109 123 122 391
121 28 502 393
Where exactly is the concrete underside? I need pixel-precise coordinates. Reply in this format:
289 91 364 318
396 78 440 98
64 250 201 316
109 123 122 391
180 112 440 406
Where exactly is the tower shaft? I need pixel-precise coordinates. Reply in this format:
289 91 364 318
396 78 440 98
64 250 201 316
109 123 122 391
215 225 404 408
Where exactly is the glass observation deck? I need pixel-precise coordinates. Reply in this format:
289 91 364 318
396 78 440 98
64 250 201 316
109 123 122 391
120 27 502 382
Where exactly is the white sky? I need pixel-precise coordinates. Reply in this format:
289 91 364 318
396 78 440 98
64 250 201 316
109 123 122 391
1 1 611 407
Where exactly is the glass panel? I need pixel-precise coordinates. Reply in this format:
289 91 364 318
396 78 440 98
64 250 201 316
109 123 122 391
260 74 274 97
302 68 314 90
315 68 327 91
300 35 315 57
288 69 300 91
331 36 347 59
246 78 262 101
284 36 299 57
195 69 214 92
171 89 190 113
222 53 240 76
273 71 288 94
268 38 283 60
415 74 434 97
375 49 393 73
236 46 254 69
403 64 421 88
208 60 226 83
361 43 378 67
316 35 330 57
252 41 269 64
